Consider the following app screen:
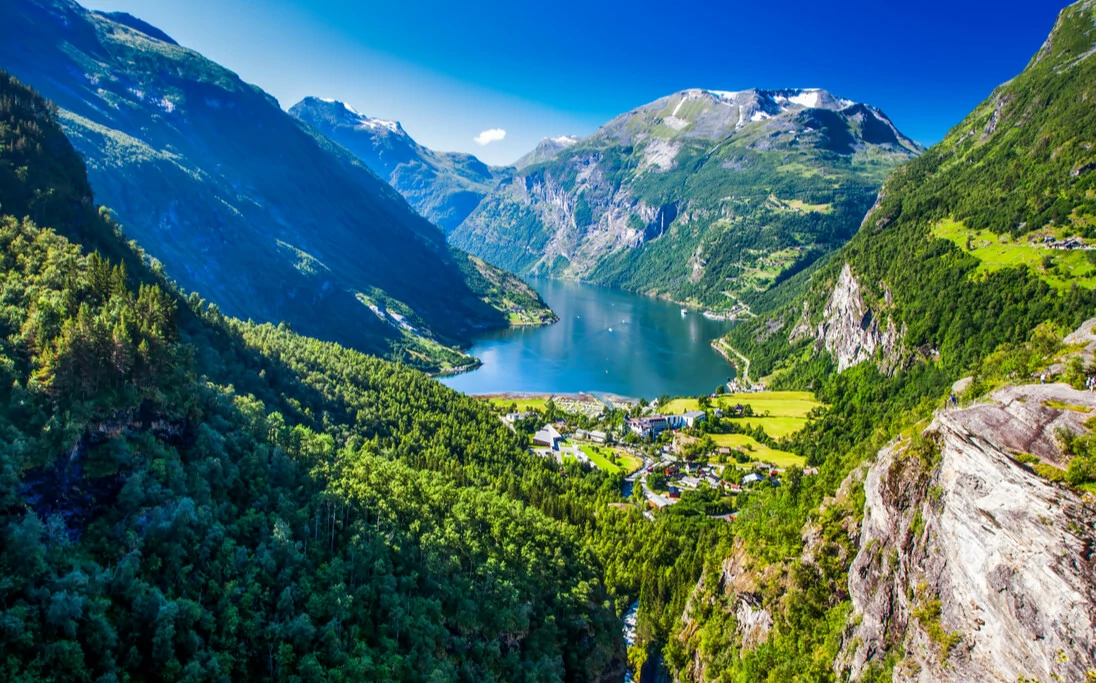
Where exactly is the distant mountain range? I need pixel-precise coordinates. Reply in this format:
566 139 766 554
450 87 922 311
0 0 553 372
289 96 508 233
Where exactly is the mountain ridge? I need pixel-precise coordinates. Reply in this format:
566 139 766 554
451 85 922 309
289 95 503 233
0 0 552 372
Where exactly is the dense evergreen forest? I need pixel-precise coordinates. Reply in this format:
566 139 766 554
0 71 640 682
7 1 1096 679
0 67 743 682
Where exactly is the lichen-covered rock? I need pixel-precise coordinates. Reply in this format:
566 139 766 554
837 383 1096 682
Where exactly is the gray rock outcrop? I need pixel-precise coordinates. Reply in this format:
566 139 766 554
792 262 906 372
837 383 1096 682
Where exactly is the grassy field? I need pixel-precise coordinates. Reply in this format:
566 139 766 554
483 397 549 412
932 218 1096 291
578 444 643 475
709 434 805 468
662 391 821 418
726 416 808 439
616 450 644 474
662 391 822 443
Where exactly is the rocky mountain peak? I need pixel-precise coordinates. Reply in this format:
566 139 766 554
290 96 406 137
512 134 582 169
592 87 921 155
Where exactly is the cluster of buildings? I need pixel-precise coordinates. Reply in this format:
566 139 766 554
626 410 706 438
1037 235 1089 250
502 411 536 427
656 462 818 503
554 396 606 419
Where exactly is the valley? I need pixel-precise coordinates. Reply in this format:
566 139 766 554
2 0 1096 682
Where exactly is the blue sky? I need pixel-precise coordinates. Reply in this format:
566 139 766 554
91 0 1069 165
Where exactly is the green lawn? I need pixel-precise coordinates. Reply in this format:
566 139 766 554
724 392 822 418
932 218 1096 291
616 450 644 474
709 434 805 468
579 445 621 474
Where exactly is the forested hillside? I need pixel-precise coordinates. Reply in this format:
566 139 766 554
452 88 921 311
0 71 624 681
0 0 552 373
727 0 1096 383
668 2 1096 679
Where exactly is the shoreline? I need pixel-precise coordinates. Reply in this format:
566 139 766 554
471 390 641 405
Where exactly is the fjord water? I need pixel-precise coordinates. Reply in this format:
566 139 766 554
441 278 736 398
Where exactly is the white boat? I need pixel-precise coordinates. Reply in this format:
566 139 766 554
681 308 688 316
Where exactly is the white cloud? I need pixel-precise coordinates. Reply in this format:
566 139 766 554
474 128 506 145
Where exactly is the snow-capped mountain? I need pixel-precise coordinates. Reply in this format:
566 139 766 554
597 87 920 152
451 86 922 307
291 96 501 233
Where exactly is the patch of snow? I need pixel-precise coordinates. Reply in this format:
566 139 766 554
750 110 770 122
158 97 175 113
708 90 740 100
771 89 857 111
319 97 336 103
776 90 823 108
361 118 401 133
550 135 579 146
342 101 360 115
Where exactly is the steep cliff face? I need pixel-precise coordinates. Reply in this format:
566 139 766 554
790 262 906 372
838 383 1096 682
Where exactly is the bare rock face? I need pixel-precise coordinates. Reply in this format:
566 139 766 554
796 262 906 372
837 383 1096 682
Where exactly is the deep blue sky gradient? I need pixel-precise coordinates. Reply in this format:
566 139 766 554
90 0 1069 164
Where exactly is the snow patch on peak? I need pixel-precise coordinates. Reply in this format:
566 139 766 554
550 135 579 145
708 90 740 100
342 101 360 115
771 88 856 111
361 118 401 134
786 90 823 108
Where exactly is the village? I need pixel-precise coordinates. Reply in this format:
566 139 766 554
484 387 823 519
